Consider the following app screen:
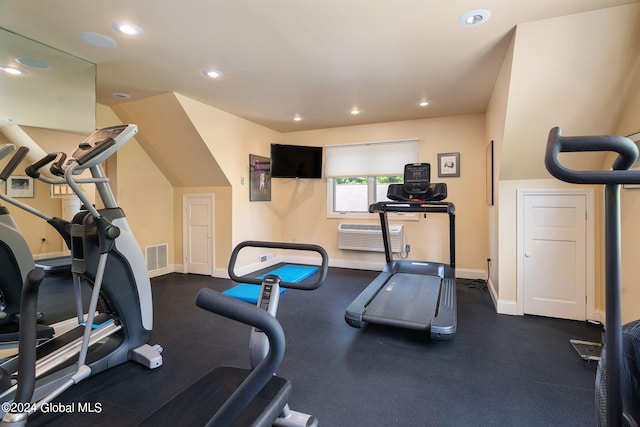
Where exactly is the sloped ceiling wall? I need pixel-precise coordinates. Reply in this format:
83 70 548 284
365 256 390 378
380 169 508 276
111 93 229 187
500 4 640 181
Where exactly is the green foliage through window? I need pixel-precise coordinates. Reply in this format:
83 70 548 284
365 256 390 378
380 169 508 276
335 176 402 184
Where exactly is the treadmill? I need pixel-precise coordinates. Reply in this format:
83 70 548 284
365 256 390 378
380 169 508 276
345 163 457 340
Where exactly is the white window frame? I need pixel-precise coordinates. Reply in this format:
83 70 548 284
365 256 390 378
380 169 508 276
326 176 417 220
325 139 419 219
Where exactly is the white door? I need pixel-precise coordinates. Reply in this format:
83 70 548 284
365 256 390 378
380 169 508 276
183 194 214 275
522 192 588 321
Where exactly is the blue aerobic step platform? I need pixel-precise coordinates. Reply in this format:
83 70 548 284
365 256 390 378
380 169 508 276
222 264 319 303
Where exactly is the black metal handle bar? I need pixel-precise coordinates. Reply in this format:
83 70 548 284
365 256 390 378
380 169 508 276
195 287 286 425
369 200 455 215
0 146 29 181
545 126 640 184
228 241 329 290
24 153 59 179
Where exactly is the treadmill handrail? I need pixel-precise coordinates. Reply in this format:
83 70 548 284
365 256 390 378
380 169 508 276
370 201 456 268
369 200 455 214
228 241 329 290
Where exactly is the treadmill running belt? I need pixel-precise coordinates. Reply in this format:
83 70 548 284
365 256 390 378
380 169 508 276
363 273 441 330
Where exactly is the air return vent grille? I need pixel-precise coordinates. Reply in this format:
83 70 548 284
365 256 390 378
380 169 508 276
146 243 168 272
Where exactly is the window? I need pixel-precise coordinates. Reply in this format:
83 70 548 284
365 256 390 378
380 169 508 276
325 139 418 218
331 176 403 213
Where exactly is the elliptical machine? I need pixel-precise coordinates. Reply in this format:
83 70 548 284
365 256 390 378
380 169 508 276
0 145 60 351
0 124 162 425
545 127 640 426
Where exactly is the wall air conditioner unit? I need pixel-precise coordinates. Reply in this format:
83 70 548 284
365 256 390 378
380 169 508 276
337 223 404 253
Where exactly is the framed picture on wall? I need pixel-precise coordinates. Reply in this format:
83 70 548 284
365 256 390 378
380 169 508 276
250 154 271 201
6 176 34 198
486 141 494 205
437 152 460 177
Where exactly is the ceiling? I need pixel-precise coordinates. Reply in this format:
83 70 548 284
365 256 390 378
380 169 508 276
1 0 638 133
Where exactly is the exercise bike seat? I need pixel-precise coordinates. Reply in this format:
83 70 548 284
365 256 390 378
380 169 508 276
138 288 291 427
138 366 292 427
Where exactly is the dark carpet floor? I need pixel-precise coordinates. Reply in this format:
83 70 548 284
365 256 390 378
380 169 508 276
23 267 602 426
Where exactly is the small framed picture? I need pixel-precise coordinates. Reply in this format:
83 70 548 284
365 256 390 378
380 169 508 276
249 154 271 201
6 176 34 198
437 152 460 178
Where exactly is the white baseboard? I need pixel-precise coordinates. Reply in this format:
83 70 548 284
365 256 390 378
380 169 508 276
32 251 66 260
487 278 519 316
496 299 519 315
148 265 176 278
177 258 485 281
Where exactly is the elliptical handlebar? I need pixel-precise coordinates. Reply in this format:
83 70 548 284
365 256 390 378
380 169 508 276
545 126 640 184
24 153 59 179
0 146 29 182
228 241 329 290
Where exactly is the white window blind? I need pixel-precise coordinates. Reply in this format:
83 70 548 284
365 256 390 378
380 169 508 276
324 139 419 177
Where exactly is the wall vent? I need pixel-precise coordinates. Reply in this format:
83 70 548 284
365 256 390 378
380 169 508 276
338 224 404 253
146 243 168 272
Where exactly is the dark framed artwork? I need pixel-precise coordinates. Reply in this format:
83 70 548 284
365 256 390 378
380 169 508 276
250 154 271 201
486 141 494 205
437 152 460 177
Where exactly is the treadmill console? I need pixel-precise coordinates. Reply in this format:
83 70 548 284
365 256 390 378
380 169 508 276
403 163 430 194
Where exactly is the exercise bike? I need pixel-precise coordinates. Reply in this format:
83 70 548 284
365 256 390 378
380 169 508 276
0 125 163 425
139 241 328 426
545 127 640 426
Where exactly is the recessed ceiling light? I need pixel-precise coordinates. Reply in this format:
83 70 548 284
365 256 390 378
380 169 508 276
202 69 224 79
112 92 131 100
418 100 430 107
0 66 26 76
351 108 360 115
16 57 49 70
293 115 303 121
459 9 491 27
112 21 144 36
79 32 117 48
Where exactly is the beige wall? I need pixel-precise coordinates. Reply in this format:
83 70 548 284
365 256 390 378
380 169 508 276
97 105 175 274
279 114 489 275
501 4 640 181
175 94 285 262
485 32 515 297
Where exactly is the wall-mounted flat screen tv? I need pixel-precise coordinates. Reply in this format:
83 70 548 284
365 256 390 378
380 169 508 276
270 144 323 179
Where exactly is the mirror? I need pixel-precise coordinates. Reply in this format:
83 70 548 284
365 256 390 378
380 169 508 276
0 27 96 133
